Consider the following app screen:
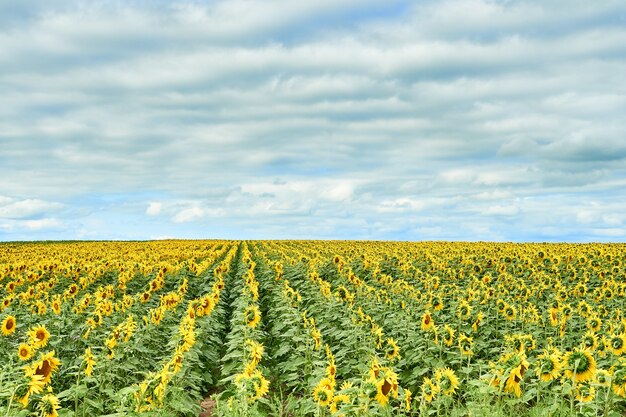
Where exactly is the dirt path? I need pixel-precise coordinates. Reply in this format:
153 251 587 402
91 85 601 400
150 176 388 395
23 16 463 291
199 396 216 417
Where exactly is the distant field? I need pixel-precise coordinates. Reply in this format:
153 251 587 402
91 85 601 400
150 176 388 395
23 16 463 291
1 241 625 417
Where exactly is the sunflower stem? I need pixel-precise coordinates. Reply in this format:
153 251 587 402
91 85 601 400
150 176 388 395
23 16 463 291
4 386 16 417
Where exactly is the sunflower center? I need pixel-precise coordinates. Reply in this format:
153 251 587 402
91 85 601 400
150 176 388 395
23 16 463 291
36 360 52 379
382 379 392 396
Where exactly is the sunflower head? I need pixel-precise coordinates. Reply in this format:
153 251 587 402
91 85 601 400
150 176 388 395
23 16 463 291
313 382 333 407
18 343 33 361
563 348 596 383
575 382 595 403
443 324 455 347
536 349 561 382
31 350 61 385
1 315 17 336
244 305 261 328
458 334 473 356
435 367 459 396
421 311 434 331
37 393 61 417
421 377 439 403
28 325 50 348
385 338 400 361
611 334 626 356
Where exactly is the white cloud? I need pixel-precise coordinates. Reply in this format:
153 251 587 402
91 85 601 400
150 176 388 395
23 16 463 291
0 197 63 219
0 0 625 241
482 205 520 216
146 202 162 216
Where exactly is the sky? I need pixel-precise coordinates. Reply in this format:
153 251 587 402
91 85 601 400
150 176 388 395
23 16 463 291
1 0 626 242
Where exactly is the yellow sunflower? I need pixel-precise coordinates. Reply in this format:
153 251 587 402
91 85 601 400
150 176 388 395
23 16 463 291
1 315 17 336
535 349 561 382
612 359 626 397
563 348 596 383
435 367 459 396
443 324 455 347
385 338 400 361
501 352 529 398
457 301 471 320
580 331 598 351
404 388 412 411
84 347 96 377
421 377 439 403
575 382 595 403
313 381 333 407
28 325 50 349
37 393 61 417
249 369 269 402
30 350 62 385
458 333 473 356
245 339 264 366
18 343 34 361
611 333 626 356
244 305 261 329
421 310 434 332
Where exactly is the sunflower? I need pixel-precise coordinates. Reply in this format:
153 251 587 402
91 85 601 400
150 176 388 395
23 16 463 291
385 338 400 361
31 350 62 385
563 348 596 383
432 295 443 311
587 315 602 332
311 328 321 350
575 382 595 403
472 312 484 332
404 388 412 411
535 349 562 382
37 393 61 417
421 310 434 331
51 299 61 315
330 393 350 413
504 304 517 321
245 339 264 366
435 367 459 396
457 301 471 320
18 343 34 361
372 367 399 406
368 357 381 380
248 369 269 402
595 369 612 387
84 347 95 377
244 305 261 329
458 333 473 356
612 359 626 398
611 333 626 356
28 325 50 349
549 307 560 326
421 377 439 403
313 382 333 407
1 315 16 336
23 365 46 400
501 352 529 398
443 324 455 347
375 378 392 406
581 331 598 351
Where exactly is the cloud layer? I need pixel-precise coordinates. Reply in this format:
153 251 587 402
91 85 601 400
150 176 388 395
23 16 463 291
1 0 625 241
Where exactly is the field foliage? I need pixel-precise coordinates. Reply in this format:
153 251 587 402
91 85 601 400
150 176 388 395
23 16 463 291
1 241 625 417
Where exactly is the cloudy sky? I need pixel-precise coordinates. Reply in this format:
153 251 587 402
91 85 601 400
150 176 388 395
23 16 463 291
1 0 626 241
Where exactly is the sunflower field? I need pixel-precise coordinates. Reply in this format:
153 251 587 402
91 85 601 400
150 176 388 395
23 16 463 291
1 241 626 417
